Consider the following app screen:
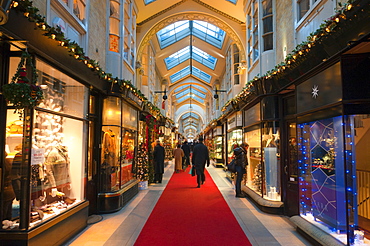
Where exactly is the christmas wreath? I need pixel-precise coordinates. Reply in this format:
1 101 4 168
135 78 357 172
2 51 44 115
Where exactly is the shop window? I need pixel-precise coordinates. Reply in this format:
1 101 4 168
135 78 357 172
262 122 280 201
2 58 88 229
244 126 262 194
101 97 137 192
227 129 242 164
297 116 358 244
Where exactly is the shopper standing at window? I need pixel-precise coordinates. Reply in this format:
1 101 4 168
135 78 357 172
233 142 249 198
192 136 210 188
153 140 165 183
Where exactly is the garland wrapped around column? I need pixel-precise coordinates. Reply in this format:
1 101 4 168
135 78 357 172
146 115 155 183
2 51 43 117
134 143 149 182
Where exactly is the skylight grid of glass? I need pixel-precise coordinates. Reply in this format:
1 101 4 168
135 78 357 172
182 112 199 119
193 47 217 69
164 46 190 70
175 88 206 99
170 66 190 83
177 94 204 104
165 46 217 70
174 84 207 93
144 0 156 5
192 66 211 83
193 21 225 49
157 21 190 49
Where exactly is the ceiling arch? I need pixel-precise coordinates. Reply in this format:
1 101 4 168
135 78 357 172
137 12 246 62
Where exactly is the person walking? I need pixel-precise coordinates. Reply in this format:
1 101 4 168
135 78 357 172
173 144 184 173
181 140 191 170
153 139 165 183
233 142 249 197
191 136 210 188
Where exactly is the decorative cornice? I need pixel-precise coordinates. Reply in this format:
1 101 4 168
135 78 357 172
137 0 186 26
191 0 244 24
137 0 245 26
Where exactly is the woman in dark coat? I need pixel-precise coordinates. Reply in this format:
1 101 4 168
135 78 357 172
153 140 165 183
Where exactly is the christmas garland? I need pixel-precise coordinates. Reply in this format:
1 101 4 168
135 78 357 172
2 51 43 116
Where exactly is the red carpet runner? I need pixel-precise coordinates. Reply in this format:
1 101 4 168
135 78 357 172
134 167 252 246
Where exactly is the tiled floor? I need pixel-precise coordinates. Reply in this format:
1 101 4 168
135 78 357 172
65 162 313 246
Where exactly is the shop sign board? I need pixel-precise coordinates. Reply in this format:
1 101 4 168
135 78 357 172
297 62 342 114
244 103 260 127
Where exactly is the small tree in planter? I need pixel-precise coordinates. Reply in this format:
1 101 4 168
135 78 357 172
2 51 43 117
134 143 149 189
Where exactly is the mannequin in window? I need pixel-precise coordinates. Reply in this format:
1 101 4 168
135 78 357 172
44 145 71 203
101 130 117 191
1 152 16 221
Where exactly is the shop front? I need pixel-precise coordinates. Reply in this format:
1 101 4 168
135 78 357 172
98 96 139 213
242 100 283 214
213 125 223 167
292 54 370 245
0 52 90 245
226 112 243 164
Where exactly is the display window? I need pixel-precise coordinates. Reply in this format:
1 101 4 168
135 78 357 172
214 136 223 160
262 122 280 201
244 126 262 194
101 97 137 193
2 58 88 230
297 116 360 244
227 129 242 164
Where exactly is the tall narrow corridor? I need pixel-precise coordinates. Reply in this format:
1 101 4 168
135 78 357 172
66 162 311 246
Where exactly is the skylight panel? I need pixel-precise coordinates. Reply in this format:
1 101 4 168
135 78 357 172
164 46 217 70
170 66 190 83
226 0 237 4
157 21 190 49
164 46 190 70
192 66 211 83
144 0 156 5
193 21 225 49
175 87 206 99
170 66 211 83
192 46 217 69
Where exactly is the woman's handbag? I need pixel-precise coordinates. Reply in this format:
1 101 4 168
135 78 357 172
227 159 236 173
189 165 196 176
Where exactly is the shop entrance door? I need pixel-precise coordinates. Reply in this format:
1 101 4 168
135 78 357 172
86 94 99 215
284 121 299 216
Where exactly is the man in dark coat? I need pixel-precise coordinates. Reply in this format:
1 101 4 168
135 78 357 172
181 140 191 170
153 139 165 183
191 136 210 188
233 142 249 197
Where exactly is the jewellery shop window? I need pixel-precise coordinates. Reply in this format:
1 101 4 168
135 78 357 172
2 59 88 230
227 129 242 164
